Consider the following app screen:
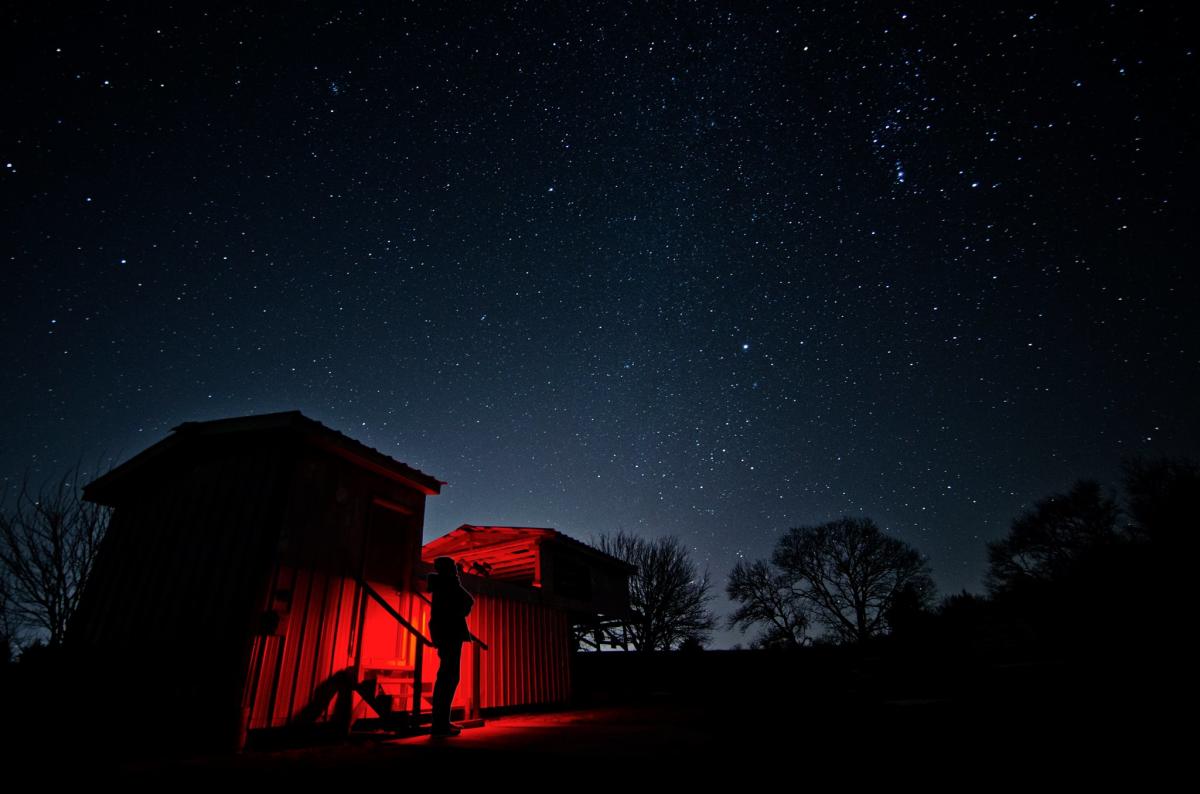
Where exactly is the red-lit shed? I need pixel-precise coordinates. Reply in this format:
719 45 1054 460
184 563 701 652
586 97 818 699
420 525 636 707
69 410 631 751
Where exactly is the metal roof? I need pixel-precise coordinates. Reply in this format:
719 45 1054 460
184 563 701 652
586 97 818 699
83 410 444 504
422 524 636 578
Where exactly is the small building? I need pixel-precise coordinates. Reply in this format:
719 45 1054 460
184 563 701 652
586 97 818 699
68 410 631 750
424 525 636 652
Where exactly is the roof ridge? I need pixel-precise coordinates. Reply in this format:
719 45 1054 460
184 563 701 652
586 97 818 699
84 410 443 504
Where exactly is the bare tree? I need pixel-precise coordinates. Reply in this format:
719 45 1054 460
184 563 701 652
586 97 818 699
0 460 112 648
1 573 15 663
594 531 717 651
726 559 810 648
985 480 1120 594
729 517 936 645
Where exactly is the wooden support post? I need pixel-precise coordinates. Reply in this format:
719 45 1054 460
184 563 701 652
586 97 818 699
470 638 482 722
334 580 369 737
412 640 424 726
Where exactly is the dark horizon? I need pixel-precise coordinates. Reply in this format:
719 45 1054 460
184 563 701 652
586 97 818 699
3 3 1197 648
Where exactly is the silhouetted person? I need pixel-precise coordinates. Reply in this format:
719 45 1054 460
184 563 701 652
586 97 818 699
427 555 474 736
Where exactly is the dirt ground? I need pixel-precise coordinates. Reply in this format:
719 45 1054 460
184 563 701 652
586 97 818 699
101 694 1175 781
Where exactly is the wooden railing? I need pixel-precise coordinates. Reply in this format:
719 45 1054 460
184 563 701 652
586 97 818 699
355 577 488 727
354 576 431 725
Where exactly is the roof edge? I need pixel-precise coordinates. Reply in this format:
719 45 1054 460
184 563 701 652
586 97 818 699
424 524 636 573
84 410 443 503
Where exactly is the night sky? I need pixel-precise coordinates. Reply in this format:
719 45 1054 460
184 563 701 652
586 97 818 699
3 3 1197 647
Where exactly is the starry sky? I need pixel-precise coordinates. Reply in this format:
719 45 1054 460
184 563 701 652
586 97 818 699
3 3 1197 647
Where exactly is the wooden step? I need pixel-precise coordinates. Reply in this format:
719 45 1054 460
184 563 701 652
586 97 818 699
352 706 468 734
359 674 435 717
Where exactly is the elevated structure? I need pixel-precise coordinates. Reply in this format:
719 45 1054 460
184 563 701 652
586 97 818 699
424 525 635 651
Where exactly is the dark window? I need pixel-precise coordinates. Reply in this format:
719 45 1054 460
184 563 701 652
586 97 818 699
364 500 418 590
553 555 592 601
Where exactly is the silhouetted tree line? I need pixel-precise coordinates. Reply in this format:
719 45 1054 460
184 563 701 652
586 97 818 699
3 454 1190 687
723 455 1193 686
823 454 1194 708
962 456 1193 666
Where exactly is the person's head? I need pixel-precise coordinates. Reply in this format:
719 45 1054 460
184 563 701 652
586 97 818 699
433 556 458 577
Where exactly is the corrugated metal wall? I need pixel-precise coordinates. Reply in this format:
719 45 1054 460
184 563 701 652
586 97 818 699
67 442 288 746
243 569 363 730
483 590 572 708
71 446 284 651
245 580 571 728
245 580 574 727
242 446 429 731
245 576 435 729
412 590 572 710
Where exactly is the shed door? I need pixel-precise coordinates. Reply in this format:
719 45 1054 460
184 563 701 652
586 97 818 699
363 498 418 591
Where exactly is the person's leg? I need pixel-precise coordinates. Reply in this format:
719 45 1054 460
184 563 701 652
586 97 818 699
431 642 462 732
